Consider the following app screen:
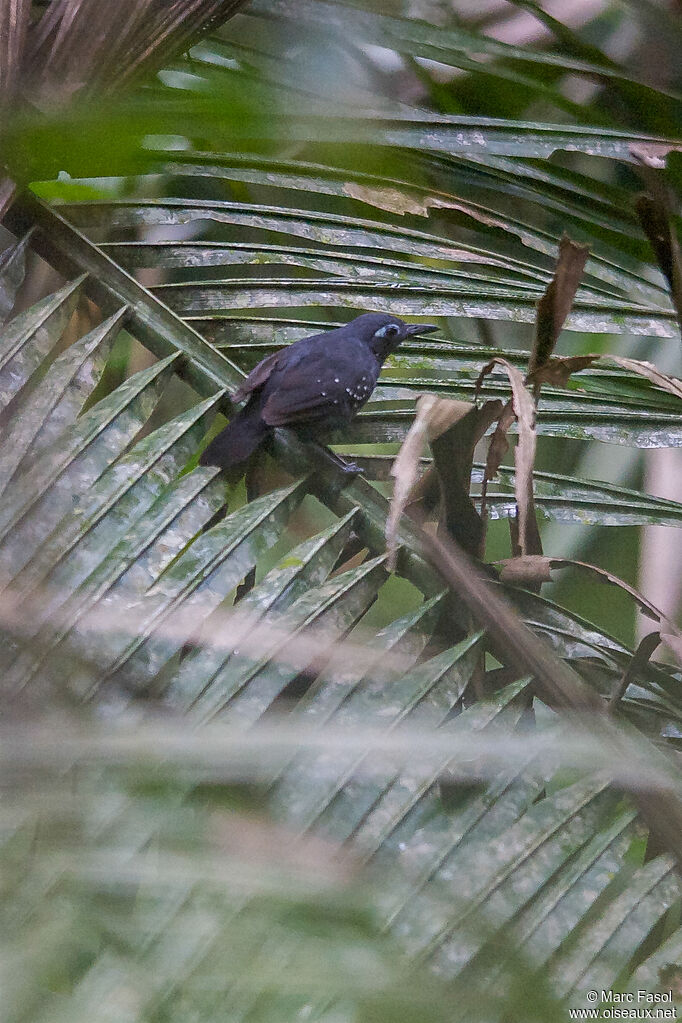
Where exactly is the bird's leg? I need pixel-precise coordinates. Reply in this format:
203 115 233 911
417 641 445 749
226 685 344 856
309 442 361 476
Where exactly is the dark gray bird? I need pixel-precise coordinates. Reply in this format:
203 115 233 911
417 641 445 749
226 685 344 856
200 313 438 473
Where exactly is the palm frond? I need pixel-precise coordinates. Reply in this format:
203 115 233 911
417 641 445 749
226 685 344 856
2 1 682 1017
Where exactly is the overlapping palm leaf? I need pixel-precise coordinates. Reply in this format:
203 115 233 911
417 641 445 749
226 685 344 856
2 0 682 1019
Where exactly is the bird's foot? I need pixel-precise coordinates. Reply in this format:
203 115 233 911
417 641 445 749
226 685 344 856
308 442 362 477
327 451 361 476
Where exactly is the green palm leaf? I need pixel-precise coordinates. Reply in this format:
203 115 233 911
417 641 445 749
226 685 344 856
2 1 682 1018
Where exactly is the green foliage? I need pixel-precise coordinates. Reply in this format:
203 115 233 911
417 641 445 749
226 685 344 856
1 1 682 1021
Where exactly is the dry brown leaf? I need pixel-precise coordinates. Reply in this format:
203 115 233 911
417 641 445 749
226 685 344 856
422 397 479 442
529 235 590 379
635 194 682 307
397 397 483 519
497 555 553 586
430 398 503 557
499 554 664 623
548 558 661 621
527 352 682 401
634 185 682 334
478 399 515 532
608 355 682 401
609 631 662 711
386 394 439 571
477 358 542 557
527 355 597 389
387 396 501 566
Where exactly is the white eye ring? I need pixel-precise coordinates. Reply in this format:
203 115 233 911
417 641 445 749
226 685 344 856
375 323 400 339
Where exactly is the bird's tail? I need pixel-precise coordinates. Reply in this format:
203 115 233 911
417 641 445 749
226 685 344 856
199 402 270 470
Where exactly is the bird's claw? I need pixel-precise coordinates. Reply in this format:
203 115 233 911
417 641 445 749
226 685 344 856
310 442 362 476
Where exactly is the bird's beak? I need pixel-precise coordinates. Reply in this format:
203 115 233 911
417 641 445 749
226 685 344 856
406 323 438 336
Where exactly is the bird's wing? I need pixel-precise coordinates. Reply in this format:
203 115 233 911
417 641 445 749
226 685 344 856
233 350 283 403
261 351 356 427
232 329 330 403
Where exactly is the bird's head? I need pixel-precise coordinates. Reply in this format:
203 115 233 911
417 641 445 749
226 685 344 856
347 313 438 361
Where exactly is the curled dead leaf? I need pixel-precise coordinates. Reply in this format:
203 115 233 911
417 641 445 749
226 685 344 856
497 555 553 586
476 358 542 557
608 355 682 401
430 398 503 557
387 395 501 567
422 396 479 442
609 631 663 711
530 235 590 379
386 394 438 571
479 399 514 532
498 555 666 626
527 352 682 400
526 355 596 389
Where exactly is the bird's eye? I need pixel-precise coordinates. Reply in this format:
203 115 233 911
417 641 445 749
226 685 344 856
375 323 400 339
